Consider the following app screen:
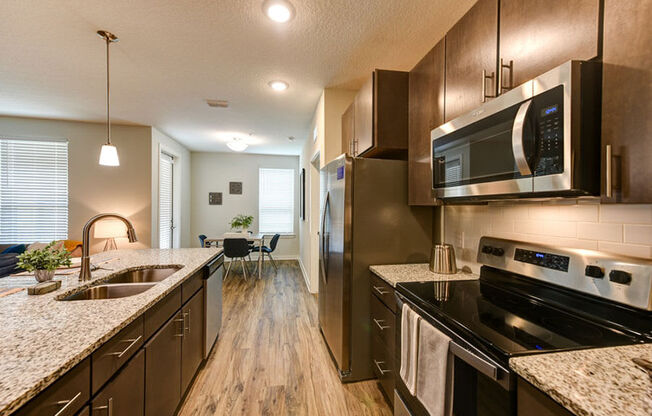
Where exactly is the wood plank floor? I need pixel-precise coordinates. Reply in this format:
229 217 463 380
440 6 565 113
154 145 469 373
178 260 392 416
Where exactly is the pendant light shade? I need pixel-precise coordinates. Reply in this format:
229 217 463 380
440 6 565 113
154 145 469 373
99 144 120 166
97 30 120 166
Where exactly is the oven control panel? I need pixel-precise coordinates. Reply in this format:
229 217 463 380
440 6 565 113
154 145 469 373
514 248 570 272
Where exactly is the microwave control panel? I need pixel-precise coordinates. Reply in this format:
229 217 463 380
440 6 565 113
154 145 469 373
533 86 564 176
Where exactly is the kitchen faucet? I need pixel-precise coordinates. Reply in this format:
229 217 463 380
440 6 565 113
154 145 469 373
79 213 138 281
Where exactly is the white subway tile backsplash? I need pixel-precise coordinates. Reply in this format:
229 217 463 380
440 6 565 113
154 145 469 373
600 204 652 224
577 222 622 242
515 220 577 238
624 224 652 245
528 205 560 220
557 204 599 222
597 241 651 259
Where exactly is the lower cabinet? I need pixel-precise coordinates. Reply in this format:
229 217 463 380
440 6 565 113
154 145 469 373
181 289 205 393
517 377 573 416
370 275 397 406
76 406 89 416
144 312 183 416
91 350 144 416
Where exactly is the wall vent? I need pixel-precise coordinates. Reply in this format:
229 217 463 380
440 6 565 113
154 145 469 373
206 99 229 108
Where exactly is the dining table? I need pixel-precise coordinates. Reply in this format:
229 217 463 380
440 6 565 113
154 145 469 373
203 232 266 280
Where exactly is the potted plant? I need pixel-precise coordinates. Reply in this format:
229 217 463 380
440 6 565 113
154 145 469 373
229 214 254 234
16 241 72 282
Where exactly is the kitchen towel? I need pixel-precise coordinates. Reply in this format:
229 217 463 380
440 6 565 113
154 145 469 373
399 303 421 395
416 318 454 416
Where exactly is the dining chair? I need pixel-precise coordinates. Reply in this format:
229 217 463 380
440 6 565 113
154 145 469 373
223 238 252 281
198 234 207 247
252 233 281 272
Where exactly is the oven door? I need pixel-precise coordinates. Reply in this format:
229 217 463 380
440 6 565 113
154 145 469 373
395 292 516 416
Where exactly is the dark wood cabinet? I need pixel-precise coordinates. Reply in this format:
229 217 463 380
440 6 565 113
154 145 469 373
341 103 355 156
91 350 144 416
181 288 205 394
517 377 573 416
144 286 181 340
76 406 89 416
348 70 409 158
408 40 445 206
369 273 397 406
444 0 498 121
14 358 90 416
499 0 599 91
144 313 183 416
601 0 652 203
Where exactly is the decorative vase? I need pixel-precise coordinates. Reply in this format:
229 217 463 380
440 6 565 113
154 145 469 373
34 269 55 282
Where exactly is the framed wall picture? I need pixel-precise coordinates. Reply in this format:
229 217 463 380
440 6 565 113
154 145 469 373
300 168 306 220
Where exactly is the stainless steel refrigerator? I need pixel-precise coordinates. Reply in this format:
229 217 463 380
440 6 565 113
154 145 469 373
318 155 433 382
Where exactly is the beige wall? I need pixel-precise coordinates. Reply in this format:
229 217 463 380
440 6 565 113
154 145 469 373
0 116 152 253
151 128 192 248
190 152 300 258
444 202 652 273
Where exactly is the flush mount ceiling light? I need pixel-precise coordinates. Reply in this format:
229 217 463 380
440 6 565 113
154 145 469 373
227 137 248 152
263 0 294 23
97 30 120 166
268 80 289 91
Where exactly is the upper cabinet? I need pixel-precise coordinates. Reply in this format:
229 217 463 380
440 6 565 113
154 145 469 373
408 40 445 206
499 0 600 91
601 0 652 203
344 69 409 159
444 0 498 122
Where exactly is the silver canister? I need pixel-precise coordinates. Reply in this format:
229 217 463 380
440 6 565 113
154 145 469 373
429 244 457 274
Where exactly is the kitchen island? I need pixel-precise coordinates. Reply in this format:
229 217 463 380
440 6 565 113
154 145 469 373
0 248 222 416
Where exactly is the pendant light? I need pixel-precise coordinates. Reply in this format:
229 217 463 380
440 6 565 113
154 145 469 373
97 30 120 166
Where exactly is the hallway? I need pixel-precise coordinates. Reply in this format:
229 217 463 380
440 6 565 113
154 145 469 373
178 260 392 415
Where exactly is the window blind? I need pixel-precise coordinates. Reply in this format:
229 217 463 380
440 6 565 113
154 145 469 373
159 152 174 249
259 168 294 234
0 137 68 244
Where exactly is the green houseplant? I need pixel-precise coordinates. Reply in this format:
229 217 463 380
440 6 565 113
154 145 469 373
17 241 72 282
229 214 254 233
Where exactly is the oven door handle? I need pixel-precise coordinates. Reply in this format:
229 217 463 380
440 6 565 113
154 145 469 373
449 341 498 381
512 99 533 176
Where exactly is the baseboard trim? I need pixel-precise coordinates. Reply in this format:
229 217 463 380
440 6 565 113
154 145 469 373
298 257 312 292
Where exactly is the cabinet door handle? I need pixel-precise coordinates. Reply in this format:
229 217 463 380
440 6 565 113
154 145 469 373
481 69 495 103
184 310 190 333
54 391 82 416
93 397 114 416
605 144 613 198
498 58 513 93
373 318 390 330
373 286 389 295
374 360 391 375
107 335 142 359
174 314 185 337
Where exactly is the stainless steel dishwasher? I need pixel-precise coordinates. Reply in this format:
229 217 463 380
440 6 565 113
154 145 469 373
203 253 224 358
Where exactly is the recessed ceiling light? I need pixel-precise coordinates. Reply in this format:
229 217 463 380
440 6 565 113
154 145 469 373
227 137 248 152
263 0 294 23
268 80 289 91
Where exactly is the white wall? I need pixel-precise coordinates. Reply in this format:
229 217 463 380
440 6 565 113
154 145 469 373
0 116 152 253
190 152 300 258
151 128 191 248
444 202 652 273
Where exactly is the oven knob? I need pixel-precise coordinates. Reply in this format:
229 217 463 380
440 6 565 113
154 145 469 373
492 247 505 257
585 265 604 278
609 270 632 285
482 245 493 254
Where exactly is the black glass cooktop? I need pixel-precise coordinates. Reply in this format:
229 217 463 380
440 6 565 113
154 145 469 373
396 267 650 362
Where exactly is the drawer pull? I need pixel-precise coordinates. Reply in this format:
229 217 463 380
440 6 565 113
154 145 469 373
373 318 390 331
108 335 142 359
174 314 185 337
93 397 114 416
374 359 391 375
54 391 82 416
373 286 389 295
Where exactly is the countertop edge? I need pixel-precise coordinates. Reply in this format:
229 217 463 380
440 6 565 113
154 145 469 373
1 249 223 416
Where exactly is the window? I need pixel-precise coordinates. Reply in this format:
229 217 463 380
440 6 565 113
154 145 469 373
159 152 174 249
259 168 294 234
0 137 68 244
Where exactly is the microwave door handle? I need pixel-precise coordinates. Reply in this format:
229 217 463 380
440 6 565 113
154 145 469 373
449 342 499 381
512 99 533 176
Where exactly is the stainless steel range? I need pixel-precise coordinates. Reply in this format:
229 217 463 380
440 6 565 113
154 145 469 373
395 237 652 416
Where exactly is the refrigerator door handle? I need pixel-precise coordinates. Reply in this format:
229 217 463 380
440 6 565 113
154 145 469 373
320 192 330 284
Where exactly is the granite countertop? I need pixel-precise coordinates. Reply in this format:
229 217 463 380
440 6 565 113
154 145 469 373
369 263 479 287
510 343 652 416
0 247 222 416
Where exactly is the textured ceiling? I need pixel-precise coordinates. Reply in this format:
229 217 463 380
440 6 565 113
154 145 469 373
0 0 475 154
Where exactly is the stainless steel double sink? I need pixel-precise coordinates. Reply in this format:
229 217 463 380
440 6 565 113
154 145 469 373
61 266 182 301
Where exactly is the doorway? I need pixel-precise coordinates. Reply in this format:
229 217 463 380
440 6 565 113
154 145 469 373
309 151 321 292
159 152 175 249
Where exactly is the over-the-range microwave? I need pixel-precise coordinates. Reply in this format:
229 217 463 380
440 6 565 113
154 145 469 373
431 60 601 201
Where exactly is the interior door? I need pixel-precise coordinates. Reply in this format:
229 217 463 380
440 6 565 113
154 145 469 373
159 152 175 249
